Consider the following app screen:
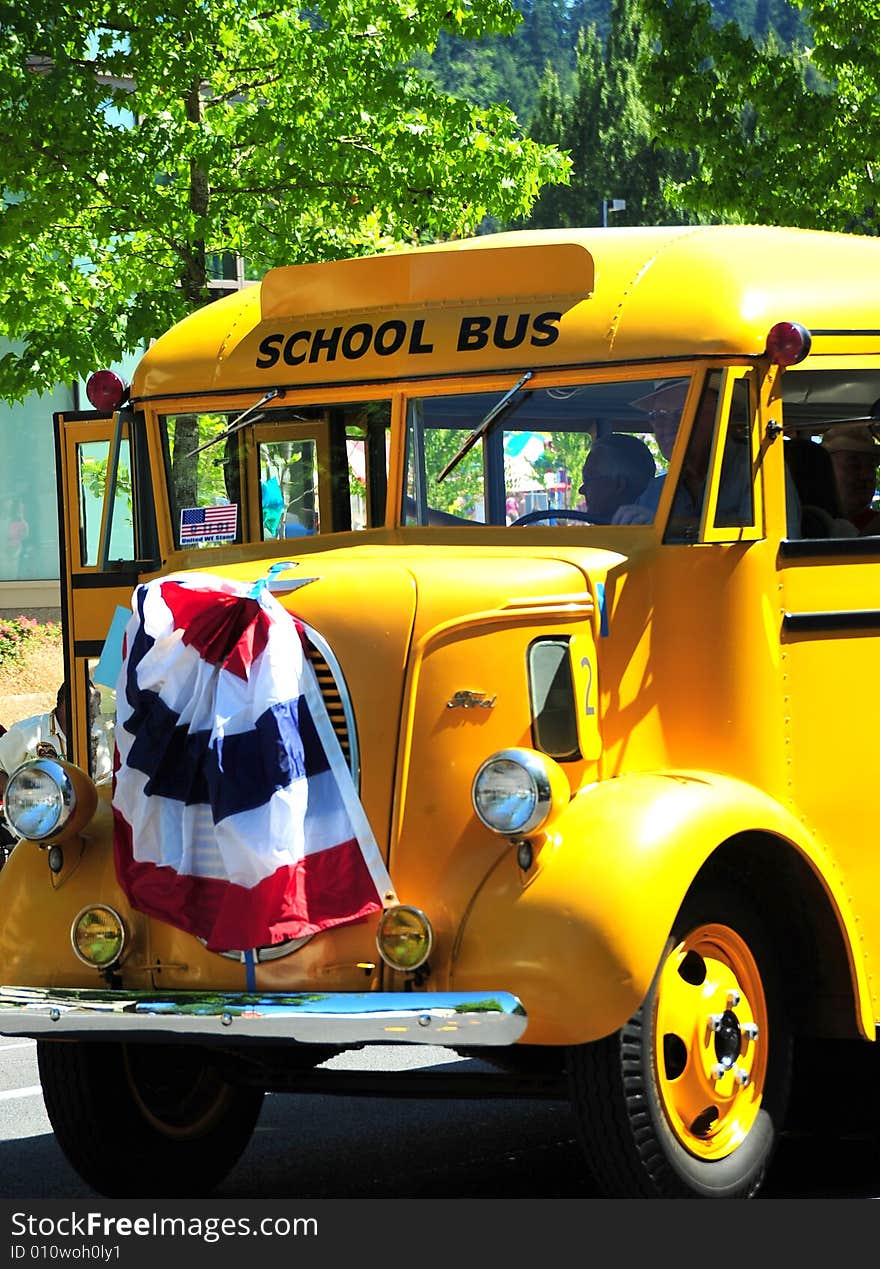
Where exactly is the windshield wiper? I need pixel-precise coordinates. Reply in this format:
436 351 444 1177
436 371 533 483
184 388 285 459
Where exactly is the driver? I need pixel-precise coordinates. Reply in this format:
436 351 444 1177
579 433 656 524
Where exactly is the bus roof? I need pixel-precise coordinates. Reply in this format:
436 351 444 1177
131 224 880 402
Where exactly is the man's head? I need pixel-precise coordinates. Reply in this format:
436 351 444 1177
651 411 681 463
822 424 880 519
633 379 688 462
580 433 655 523
683 386 722 474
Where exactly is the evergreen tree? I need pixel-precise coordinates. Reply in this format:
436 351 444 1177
565 24 605 224
419 3 810 142
526 66 575 227
413 0 582 124
524 0 701 228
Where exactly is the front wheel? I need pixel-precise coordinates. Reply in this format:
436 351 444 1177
568 885 791 1198
38 1040 264 1198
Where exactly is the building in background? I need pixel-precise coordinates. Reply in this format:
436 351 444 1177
0 257 250 621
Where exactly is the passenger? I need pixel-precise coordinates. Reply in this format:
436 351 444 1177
0 678 110 798
579 433 655 524
613 387 720 525
626 381 687 517
0 682 69 797
783 436 856 538
615 386 801 533
821 421 880 536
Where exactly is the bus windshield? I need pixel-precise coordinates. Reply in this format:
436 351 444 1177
159 400 391 546
403 376 691 527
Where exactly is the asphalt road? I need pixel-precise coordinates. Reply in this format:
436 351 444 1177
1 1038 878 1201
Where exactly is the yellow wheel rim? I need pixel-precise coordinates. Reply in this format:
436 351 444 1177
653 922 769 1161
123 1046 233 1140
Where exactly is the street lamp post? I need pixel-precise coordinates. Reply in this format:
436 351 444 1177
601 198 626 227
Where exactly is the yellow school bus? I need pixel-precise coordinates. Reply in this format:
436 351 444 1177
1 223 879 1199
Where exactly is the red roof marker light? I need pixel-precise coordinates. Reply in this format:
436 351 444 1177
765 321 812 367
85 370 128 413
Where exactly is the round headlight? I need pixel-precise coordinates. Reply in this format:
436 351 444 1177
472 748 567 836
71 905 126 968
4 759 74 840
376 905 433 971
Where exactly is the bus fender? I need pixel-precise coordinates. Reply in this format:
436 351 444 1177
451 769 870 1046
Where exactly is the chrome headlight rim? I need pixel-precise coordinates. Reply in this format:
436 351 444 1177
4 758 75 841
70 904 127 969
472 747 556 836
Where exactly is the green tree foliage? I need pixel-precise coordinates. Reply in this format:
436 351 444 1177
526 0 700 227
417 2 805 153
415 0 592 121
639 0 879 232
0 0 570 400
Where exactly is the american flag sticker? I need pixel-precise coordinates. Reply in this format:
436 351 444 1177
179 503 238 543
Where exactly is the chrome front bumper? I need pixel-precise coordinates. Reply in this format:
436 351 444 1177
0 986 527 1046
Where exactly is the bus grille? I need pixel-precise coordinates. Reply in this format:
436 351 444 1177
303 629 358 785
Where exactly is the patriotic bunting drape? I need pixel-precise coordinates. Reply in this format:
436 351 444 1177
112 571 394 953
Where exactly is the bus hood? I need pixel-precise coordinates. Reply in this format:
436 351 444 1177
200 541 610 855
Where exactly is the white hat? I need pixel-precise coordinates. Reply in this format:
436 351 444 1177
631 380 688 414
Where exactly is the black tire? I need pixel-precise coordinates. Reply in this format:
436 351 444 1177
37 1040 264 1198
567 883 792 1198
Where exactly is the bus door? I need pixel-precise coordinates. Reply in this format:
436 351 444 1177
250 416 332 540
53 409 160 778
250 401 390 538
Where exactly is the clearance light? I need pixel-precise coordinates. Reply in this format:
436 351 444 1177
472 748 569 836
85 369 128 412
765 321 812 366
376 905 433 970
71 905 126 968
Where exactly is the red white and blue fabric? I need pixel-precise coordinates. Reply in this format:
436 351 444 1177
112 571 395 953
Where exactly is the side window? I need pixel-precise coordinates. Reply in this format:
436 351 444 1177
714 378 754 529
664 375 721 543
780 369 880 539
77 438 135 566
663 372 754 543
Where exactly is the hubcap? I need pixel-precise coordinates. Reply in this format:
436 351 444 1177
653 922 768 1160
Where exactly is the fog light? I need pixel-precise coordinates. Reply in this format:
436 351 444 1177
71 905 126 968
376 905 433 970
